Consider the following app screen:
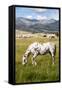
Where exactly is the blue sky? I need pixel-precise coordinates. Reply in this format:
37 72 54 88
16 7 59 20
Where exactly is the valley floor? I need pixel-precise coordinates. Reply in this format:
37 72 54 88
15 32 60 84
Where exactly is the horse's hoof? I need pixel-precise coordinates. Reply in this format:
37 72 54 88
35 62 37 66
52 62 55 66
53 62 54 64
32 62 37 66
22 62 25 65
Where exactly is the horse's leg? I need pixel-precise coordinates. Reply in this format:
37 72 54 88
32 53 37 65
49 49 55 65
52 54 55 65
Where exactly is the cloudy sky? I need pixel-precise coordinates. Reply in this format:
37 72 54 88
16 7 59 20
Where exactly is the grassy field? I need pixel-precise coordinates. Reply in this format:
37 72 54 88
15 35 59 83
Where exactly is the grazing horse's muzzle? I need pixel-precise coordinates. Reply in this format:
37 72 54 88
22 55 27 65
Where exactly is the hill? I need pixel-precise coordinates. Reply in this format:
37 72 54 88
16 17 59 33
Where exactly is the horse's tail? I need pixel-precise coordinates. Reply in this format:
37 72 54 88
54 44 56 56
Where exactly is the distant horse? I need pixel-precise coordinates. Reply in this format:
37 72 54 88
22 42 56 65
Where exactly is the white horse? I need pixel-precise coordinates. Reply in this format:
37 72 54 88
22 42 56 65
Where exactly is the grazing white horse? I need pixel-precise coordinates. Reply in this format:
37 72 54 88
22 42 56 65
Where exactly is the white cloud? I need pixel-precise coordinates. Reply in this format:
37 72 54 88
26 15 32 19
32 8 47 13
36 15 47 20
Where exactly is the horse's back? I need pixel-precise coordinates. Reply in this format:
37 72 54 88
27 42 55 52
28 42 39 49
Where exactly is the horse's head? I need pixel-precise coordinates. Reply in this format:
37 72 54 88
22 54 28 65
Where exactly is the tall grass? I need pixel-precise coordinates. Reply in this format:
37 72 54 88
15 36 59 83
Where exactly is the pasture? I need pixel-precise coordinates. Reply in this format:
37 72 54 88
15 32 59 83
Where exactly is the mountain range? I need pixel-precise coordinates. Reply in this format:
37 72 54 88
16 17 59 33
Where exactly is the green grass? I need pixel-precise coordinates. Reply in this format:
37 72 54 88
15 36 59 83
